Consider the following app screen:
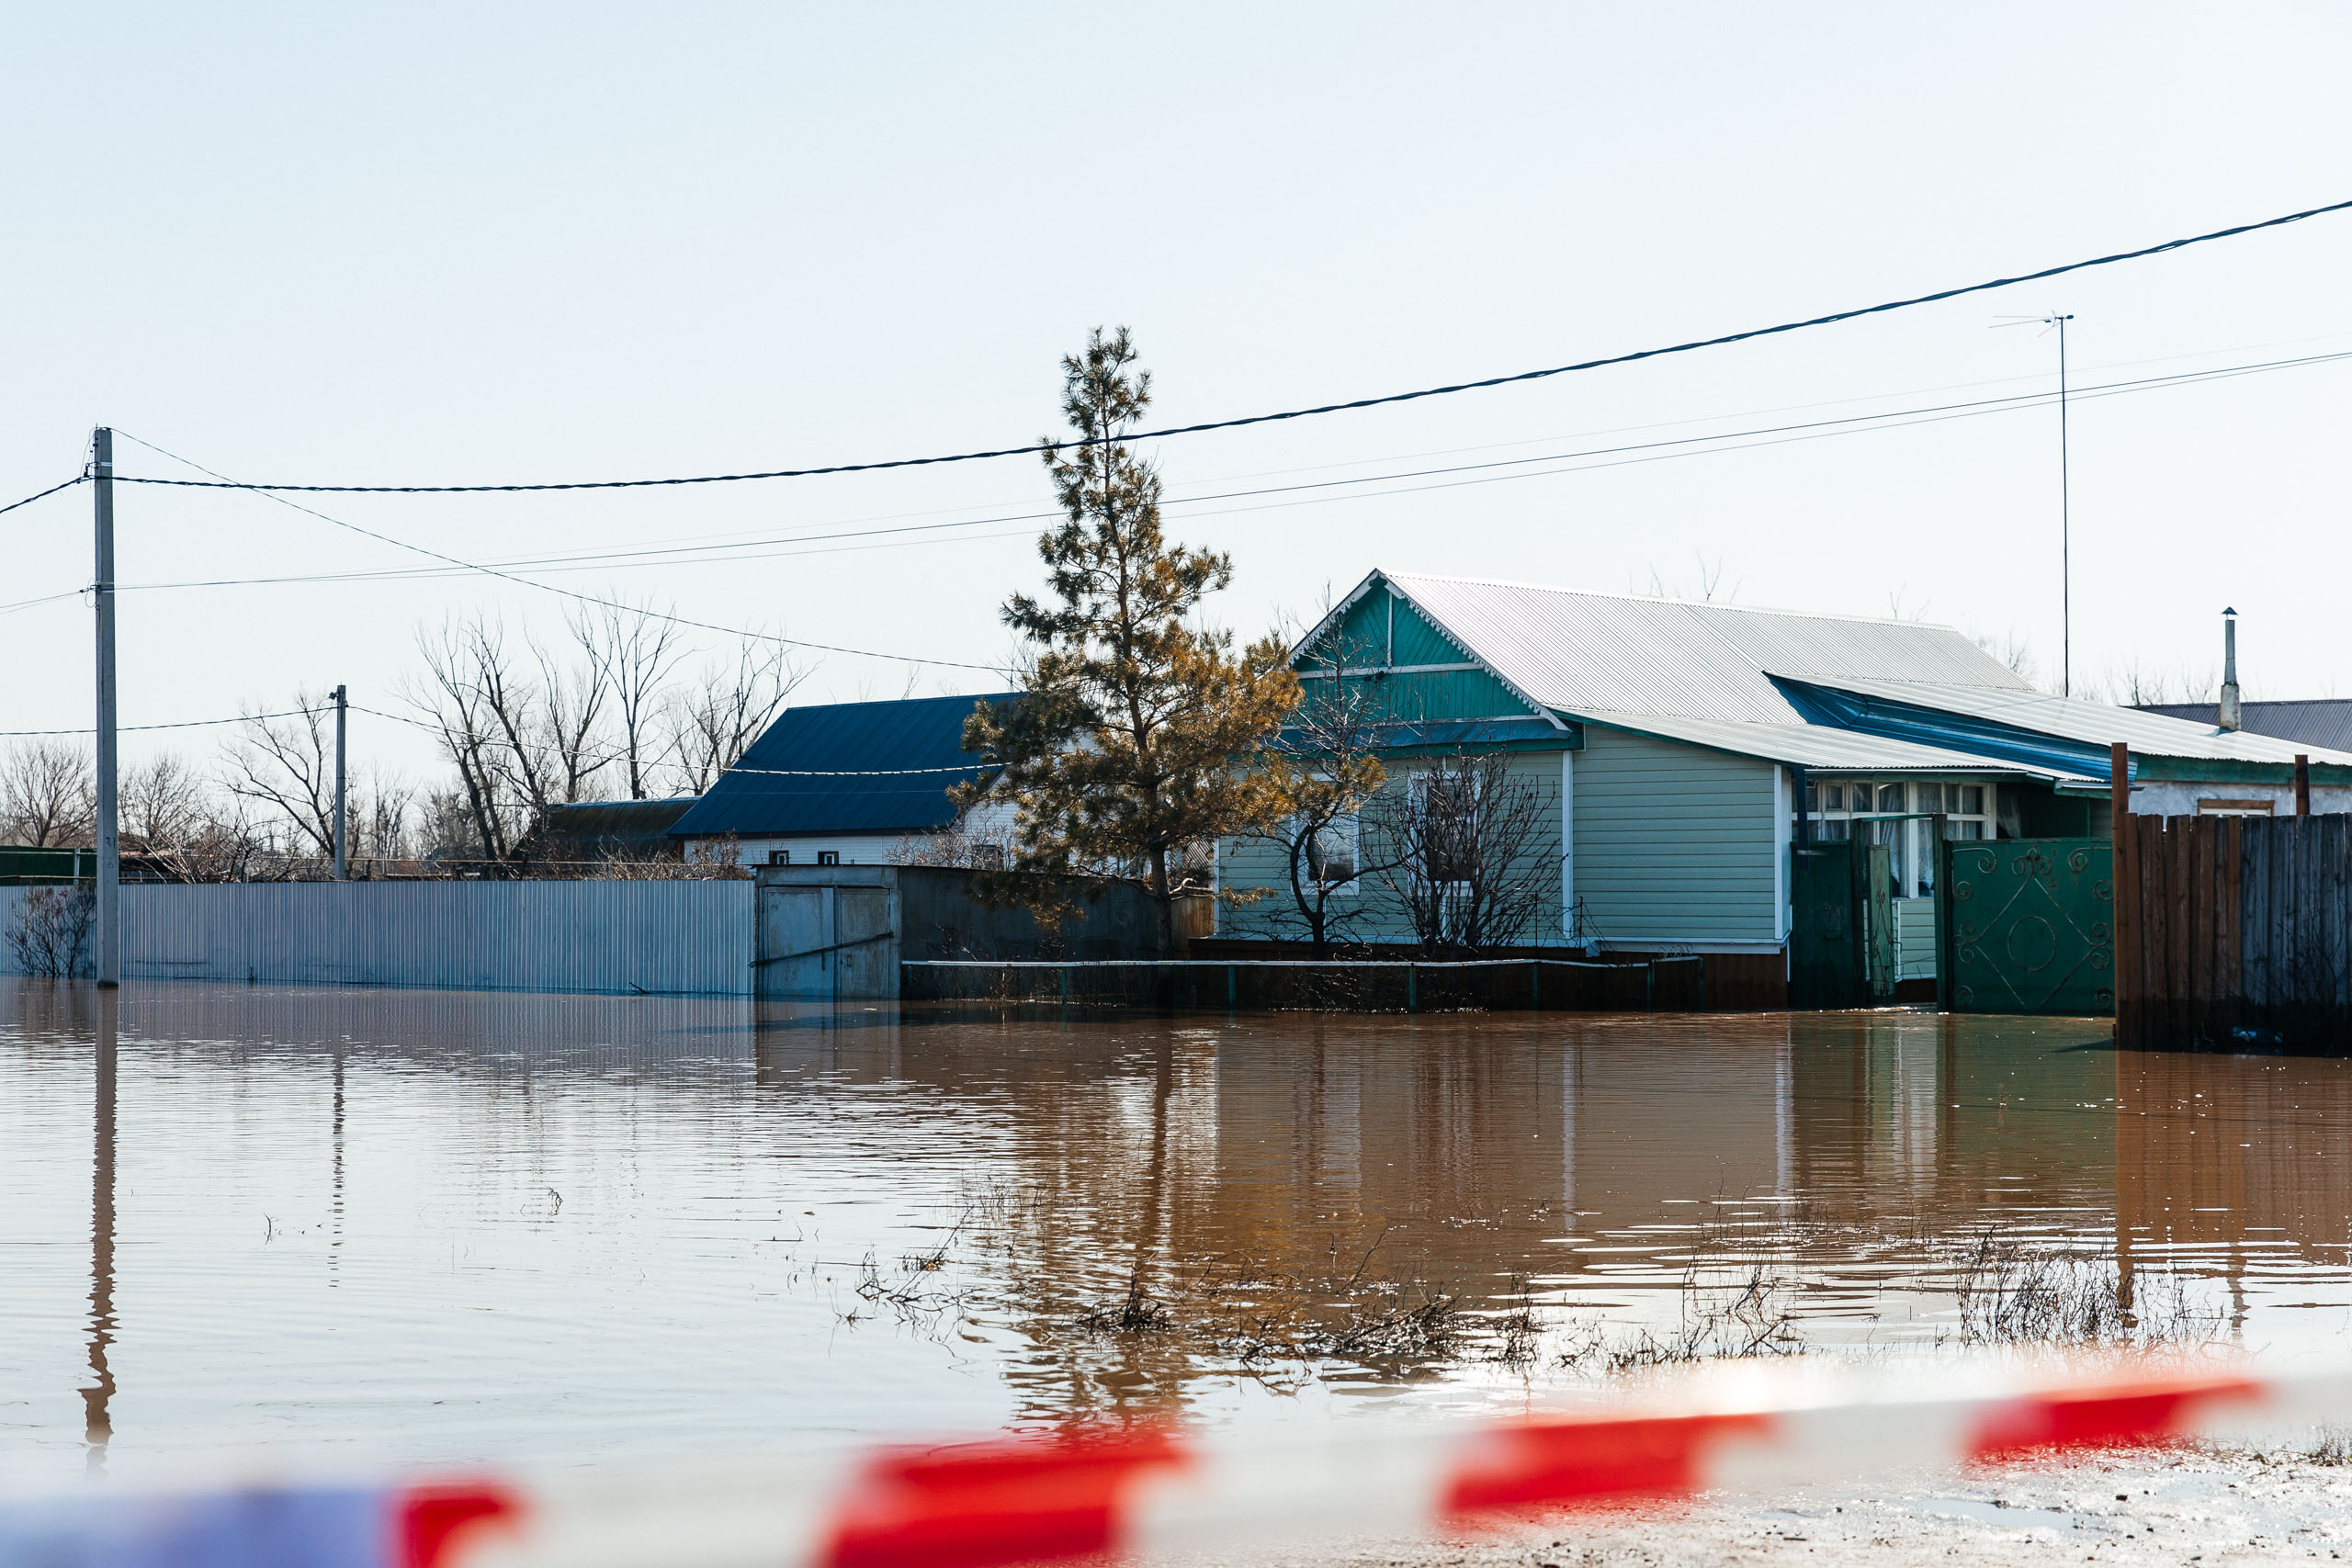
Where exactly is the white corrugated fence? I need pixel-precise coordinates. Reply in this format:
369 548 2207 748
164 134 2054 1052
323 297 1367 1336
0 880 753 995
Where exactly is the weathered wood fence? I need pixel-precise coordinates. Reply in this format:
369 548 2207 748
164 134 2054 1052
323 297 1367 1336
2116 811 2352 1052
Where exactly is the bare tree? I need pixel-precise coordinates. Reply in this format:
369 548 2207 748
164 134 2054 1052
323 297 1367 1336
1369 752 1552 956
574 596 687 800
1240 637 1407 958
1640 552 1740 604
663 637 811 795
224 696 338 861
407 618 526 863
5 886 95 976
1 739 95 847
1972 629 2041 689
528 627 614 806
355 770 416 862
119 752 220 876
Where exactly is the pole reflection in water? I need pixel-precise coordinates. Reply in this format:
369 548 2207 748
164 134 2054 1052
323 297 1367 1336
9 982 2352 1478
81 989 118 1472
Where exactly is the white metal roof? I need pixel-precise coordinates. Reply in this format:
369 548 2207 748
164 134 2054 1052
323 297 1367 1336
1790 675 2352 767
1571 710 2098 780
1381 571 2027 726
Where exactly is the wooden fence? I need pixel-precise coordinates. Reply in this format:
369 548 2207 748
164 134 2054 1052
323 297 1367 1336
2117 812 2352 1052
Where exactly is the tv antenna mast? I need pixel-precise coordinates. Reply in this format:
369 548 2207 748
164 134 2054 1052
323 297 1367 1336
1996 312 2076 695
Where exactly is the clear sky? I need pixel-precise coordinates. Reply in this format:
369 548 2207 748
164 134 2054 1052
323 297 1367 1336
6 3 2350 784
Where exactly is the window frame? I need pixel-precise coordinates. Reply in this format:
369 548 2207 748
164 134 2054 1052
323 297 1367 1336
1801 778 2000 898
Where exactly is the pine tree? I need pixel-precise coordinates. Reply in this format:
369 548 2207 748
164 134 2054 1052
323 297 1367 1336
960 328 1296 951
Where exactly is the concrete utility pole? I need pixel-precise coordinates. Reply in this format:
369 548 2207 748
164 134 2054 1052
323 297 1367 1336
333 684 348 879
92 429 119 989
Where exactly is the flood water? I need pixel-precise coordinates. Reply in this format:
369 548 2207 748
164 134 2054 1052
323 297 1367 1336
6 980 2352 1483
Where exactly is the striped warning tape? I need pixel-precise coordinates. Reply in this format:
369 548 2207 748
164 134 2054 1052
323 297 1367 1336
3 1362 2342 1568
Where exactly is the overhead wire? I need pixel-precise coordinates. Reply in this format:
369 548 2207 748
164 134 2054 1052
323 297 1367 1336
0 475 86 517
82 343 2352 597
110 431 1010 673
97 195 2352 496
0 705 327 738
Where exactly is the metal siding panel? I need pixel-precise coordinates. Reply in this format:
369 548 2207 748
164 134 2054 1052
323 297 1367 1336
86 881 751 995
1573 728 1779 946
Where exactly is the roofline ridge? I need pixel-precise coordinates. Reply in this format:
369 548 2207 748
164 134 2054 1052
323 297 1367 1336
1376 569 1965 633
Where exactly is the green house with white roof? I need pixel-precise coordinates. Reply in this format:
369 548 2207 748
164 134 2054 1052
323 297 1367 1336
1212 569 2352 1003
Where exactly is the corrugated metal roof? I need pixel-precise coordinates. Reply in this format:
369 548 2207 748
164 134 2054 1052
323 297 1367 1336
668 692 1016 840
1571 710 2097 779
1789 675 2352 767
2138 699 2352 755
1381 571 2026 725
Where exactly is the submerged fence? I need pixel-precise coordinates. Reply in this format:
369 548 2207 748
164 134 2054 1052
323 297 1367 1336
900 955 1710 1012
2116 812 2352 1052
0 880 753 996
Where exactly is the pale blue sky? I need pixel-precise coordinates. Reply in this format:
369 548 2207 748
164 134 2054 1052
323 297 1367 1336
6 4 2350 777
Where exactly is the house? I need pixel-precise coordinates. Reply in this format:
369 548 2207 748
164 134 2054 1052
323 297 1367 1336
2136 699 2352 802
1213 569 2352 998
668 692 1018 868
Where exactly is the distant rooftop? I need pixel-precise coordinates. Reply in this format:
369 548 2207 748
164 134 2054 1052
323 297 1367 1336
2136 698 2352 756
669 692 1016 841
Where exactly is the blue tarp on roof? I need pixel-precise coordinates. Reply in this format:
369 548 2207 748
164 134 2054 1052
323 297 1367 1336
668 693 1017 840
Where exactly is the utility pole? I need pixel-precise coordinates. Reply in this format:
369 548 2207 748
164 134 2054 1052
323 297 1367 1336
1996 312 2076 695
2055 312 2074 698
333 684 348 879
91 429 119 989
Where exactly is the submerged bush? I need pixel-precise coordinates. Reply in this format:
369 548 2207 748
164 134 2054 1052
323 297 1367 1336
6 885 94 977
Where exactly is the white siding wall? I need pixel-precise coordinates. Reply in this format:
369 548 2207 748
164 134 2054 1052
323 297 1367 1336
1571 728 1781 950
2131 781 2352 816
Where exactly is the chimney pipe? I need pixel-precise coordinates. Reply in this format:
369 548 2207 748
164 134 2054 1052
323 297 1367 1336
2219 607 2242 732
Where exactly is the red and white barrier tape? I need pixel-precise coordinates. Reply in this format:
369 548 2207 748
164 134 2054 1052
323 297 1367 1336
6 1362 2343 1568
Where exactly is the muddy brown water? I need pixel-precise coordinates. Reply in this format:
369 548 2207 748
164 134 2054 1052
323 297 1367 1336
4 980 2350 1481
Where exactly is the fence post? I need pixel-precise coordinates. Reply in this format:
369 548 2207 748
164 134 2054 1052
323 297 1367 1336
2110 742 2136 1043
1645 963 1655 1012
1408 964 1417 1013
1531 959 1539 1012
1227 964 1236 1010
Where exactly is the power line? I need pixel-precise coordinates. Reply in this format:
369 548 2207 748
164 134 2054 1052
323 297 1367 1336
111 432 1009 672
0 475 86 517
723 762 992 777
99 195 2352 496
84 344 2352 598
0 705 325 738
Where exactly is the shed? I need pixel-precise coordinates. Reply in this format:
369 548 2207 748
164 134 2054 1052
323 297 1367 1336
521 798 700 865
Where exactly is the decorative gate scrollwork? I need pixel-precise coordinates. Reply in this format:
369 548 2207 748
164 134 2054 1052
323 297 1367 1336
1944 838 2114 1016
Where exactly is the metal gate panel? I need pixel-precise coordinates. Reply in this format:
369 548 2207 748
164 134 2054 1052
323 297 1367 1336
1944 838 2115 1016
757 886 830 999
1790 841 1861 1010
832 888 896 999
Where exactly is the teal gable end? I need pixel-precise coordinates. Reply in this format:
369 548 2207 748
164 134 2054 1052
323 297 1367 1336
1217 571 1787 953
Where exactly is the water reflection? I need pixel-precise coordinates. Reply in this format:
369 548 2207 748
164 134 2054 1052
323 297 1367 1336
5 982 2351 1475
81 991 117 1472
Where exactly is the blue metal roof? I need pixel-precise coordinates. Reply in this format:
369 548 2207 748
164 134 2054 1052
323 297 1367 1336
668 693 1017 840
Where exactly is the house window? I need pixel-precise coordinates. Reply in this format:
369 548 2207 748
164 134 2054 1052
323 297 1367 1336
1803 779 1998 898
2198 797 2274 816
768 850 791 866
1298 812 1360 892
817 851 841 866
1411 770 1483 884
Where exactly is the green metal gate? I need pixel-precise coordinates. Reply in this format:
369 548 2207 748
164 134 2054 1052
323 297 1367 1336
1790 840 1861 1010
1939 838 2114 1016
